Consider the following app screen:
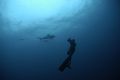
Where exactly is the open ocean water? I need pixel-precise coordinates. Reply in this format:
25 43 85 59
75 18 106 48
0 0 120 80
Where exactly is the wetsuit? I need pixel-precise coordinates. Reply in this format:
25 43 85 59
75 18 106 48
67 39 76 57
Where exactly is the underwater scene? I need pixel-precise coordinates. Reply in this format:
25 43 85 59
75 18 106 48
0 0 119 80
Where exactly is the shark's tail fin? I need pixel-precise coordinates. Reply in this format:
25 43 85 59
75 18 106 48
37 37 42 40
39 38 42 40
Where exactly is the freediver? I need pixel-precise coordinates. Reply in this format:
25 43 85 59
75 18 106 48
59 38 76 72
66 38 76 68
67 38 76 57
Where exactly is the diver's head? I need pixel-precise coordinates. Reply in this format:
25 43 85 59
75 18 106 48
67 38 75 42
72 39 75 42
67 38 71 42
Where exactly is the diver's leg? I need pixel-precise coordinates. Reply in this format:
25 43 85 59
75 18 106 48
66 56 72 69
67 51 70 55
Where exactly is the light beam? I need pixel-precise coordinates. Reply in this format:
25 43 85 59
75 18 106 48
2 0 93 34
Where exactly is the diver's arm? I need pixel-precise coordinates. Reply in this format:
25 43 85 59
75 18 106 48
67 38 71 42
67 38 73 45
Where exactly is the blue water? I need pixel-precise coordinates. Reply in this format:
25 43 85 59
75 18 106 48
0 0 120 80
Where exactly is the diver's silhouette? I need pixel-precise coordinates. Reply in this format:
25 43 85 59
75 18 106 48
59 38 76 72
67 38 76 56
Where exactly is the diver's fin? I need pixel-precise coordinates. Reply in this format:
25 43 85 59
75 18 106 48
59 56 71 72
